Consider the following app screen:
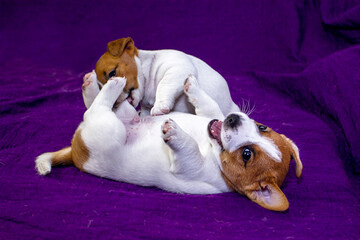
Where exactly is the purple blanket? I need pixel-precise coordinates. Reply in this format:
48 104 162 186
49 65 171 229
1 0 360 239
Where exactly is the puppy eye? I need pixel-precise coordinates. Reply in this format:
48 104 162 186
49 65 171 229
242 147 252 163
109 69 116 78
258 125 267 132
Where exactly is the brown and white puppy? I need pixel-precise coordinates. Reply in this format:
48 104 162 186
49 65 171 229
36 74 302 211
83 37 240 116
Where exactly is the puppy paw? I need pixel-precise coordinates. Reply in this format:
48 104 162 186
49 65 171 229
150 102 172 116
162 118 186 150
83 71 96 82
35 153 52 175
162 119 177 142
93 77 127 108
103 77 127 97
184 74 200 94
162 119 189 152
82 71 99 91
107 76 127 88
82 71 101 109
184 75 201 105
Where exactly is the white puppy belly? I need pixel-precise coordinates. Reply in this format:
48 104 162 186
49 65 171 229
82 113 228 194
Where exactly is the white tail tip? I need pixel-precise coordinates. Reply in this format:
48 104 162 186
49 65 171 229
35 153 52 175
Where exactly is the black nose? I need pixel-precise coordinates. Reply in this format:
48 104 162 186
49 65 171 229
225 114 242 128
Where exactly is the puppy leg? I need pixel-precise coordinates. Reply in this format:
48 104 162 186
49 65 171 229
162 119 204 177
184 75 224 120
82 71 100 109
88 77 126 109
150 70 192 116
87 76 139 123
84 77 128 147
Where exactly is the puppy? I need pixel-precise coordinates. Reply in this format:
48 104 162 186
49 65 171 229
83 37 239 116
36 74 302 211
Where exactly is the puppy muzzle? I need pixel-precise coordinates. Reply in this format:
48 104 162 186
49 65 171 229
224 114 243 129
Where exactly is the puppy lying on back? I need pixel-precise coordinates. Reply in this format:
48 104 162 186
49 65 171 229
83 37 239 116
36 74 302 211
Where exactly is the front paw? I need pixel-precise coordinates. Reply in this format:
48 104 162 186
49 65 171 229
161 119 182 147
162 119 175 142
105 77 127 93
95 77 127 107
150 101 172 116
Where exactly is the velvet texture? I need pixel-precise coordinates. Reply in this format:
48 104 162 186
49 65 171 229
1 1 359 239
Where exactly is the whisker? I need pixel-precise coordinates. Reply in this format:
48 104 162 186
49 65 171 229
238 99 256 116
247 103 256 116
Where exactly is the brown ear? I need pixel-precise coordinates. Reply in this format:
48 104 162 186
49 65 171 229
281 134 303 178
246 181 289 211
107 37 136 57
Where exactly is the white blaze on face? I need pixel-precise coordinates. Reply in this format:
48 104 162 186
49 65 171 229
221 112 282 162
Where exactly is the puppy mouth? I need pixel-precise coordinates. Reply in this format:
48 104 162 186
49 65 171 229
113 91 135 109
208 119 223 147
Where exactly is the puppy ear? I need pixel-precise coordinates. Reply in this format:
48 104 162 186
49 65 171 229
281 134 303 178
246 181 289 211
107 37 137 57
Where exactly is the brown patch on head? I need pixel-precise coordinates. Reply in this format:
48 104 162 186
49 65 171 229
220 122 302 211
95 37 139 93
71 129 89 171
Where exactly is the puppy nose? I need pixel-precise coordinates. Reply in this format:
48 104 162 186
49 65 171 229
225 114 242 128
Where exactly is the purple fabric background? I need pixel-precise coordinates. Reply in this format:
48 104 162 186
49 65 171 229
1 0 360 239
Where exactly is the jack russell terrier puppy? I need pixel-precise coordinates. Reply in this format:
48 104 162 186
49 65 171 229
36 73 303 211
83 37 239 116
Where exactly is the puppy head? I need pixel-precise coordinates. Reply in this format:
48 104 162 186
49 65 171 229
95 37 140 106
208 112 303 211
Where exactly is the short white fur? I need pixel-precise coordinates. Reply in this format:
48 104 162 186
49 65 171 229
221 113 282 162
85 49 240 116
72 74 282 194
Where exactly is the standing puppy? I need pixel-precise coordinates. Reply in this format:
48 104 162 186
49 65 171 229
84 37 239 116
36 74 302 211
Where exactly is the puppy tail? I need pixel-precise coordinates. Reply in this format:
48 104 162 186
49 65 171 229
35 147 73 175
